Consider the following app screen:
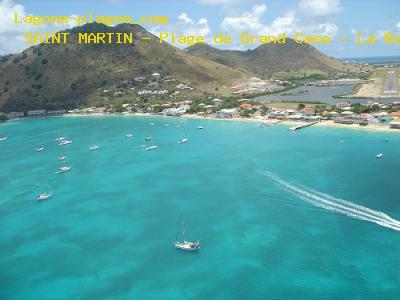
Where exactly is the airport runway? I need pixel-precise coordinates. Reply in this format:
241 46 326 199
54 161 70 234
383 70 398 95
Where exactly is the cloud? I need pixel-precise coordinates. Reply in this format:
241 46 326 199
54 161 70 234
178 13 194 25
221 4 267 32
221 4 338 37
148 13 211 48
299 0 341 17
0 0 79 55
198 0 243 5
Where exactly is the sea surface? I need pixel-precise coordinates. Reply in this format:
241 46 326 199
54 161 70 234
1 116 400 299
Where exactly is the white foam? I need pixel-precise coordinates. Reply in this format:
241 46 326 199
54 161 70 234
263 171 400 232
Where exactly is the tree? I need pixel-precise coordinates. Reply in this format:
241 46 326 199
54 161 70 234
298 103 305 110
114 102 124 113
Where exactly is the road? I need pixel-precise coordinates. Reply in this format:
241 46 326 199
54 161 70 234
383 70 398 95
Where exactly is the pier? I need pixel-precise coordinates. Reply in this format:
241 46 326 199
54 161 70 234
289 121 319 131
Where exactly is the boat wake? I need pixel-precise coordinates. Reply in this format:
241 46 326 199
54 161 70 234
263 171 400 232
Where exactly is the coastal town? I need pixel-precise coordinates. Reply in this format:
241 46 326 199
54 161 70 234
1 72 400 132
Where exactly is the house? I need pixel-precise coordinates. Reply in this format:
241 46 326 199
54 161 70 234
27 110 46 117
240 103 253 110
5 111 24 119
390 118 400 129
215 108 239 118
162 105 189 116
389 111 400 118
46 110 65 116
333 117 354 124
336 101 350 109
300 108 315 116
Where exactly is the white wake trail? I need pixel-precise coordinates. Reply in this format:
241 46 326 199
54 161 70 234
263 171 400 232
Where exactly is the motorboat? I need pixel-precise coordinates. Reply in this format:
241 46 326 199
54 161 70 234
126 133 133 138
55 136 66 142
376 153 383 158
58 155 66 161
35 146 44 152
197 126 204 129
144 136 152 141
0 136 7 141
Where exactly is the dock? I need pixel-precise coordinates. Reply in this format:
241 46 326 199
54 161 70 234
289 121 319 131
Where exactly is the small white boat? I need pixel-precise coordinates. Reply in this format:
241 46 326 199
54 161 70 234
55 166 71 174
36 192 52 201
178 138 188 144
174 218 200 251
197 126 204 130
376 153 384 158
144 136 152 141
146 145 158 151
58 155 66 161
55 136 66 142
35 146 44 152
125 133 133 138
89 145 99 151
150 122 155 126
59 140 72 146
174 241 200 251
0 136 8 141
89 136 99 151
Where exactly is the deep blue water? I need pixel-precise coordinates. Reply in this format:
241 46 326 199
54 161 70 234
1 116 400 299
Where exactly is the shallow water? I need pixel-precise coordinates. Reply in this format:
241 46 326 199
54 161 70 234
255 85 396 104
1 116 400 299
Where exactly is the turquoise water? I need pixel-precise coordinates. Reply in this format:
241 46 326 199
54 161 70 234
1 116 400 299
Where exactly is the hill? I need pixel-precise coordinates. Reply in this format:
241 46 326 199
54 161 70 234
186 39 372 79
0 23 250 112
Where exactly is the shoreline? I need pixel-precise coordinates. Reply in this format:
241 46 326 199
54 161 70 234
62 112 400 134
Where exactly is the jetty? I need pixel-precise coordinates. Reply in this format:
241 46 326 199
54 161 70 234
289 121 319 131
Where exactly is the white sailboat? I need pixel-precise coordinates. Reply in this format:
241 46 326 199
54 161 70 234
0 136 7 141
36 181 53 201
178 124 189 144
174 219 200 251
178 138 188 144
125 133 133 138
58 139 72 146
55 166 71 174
144 136 152 142
146 145 158 151
89 137 99 151
376 153 383 158
35 146 44 152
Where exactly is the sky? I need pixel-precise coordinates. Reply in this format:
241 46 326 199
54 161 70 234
0 0 399 58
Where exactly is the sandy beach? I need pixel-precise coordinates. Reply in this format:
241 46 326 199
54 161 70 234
61 112 400 134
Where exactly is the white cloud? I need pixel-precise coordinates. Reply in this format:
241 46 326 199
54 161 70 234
221 4 338 37
299 0 341 17
178 13 194 25
148 13 211 48
221 4 267 32
198 0 243 5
